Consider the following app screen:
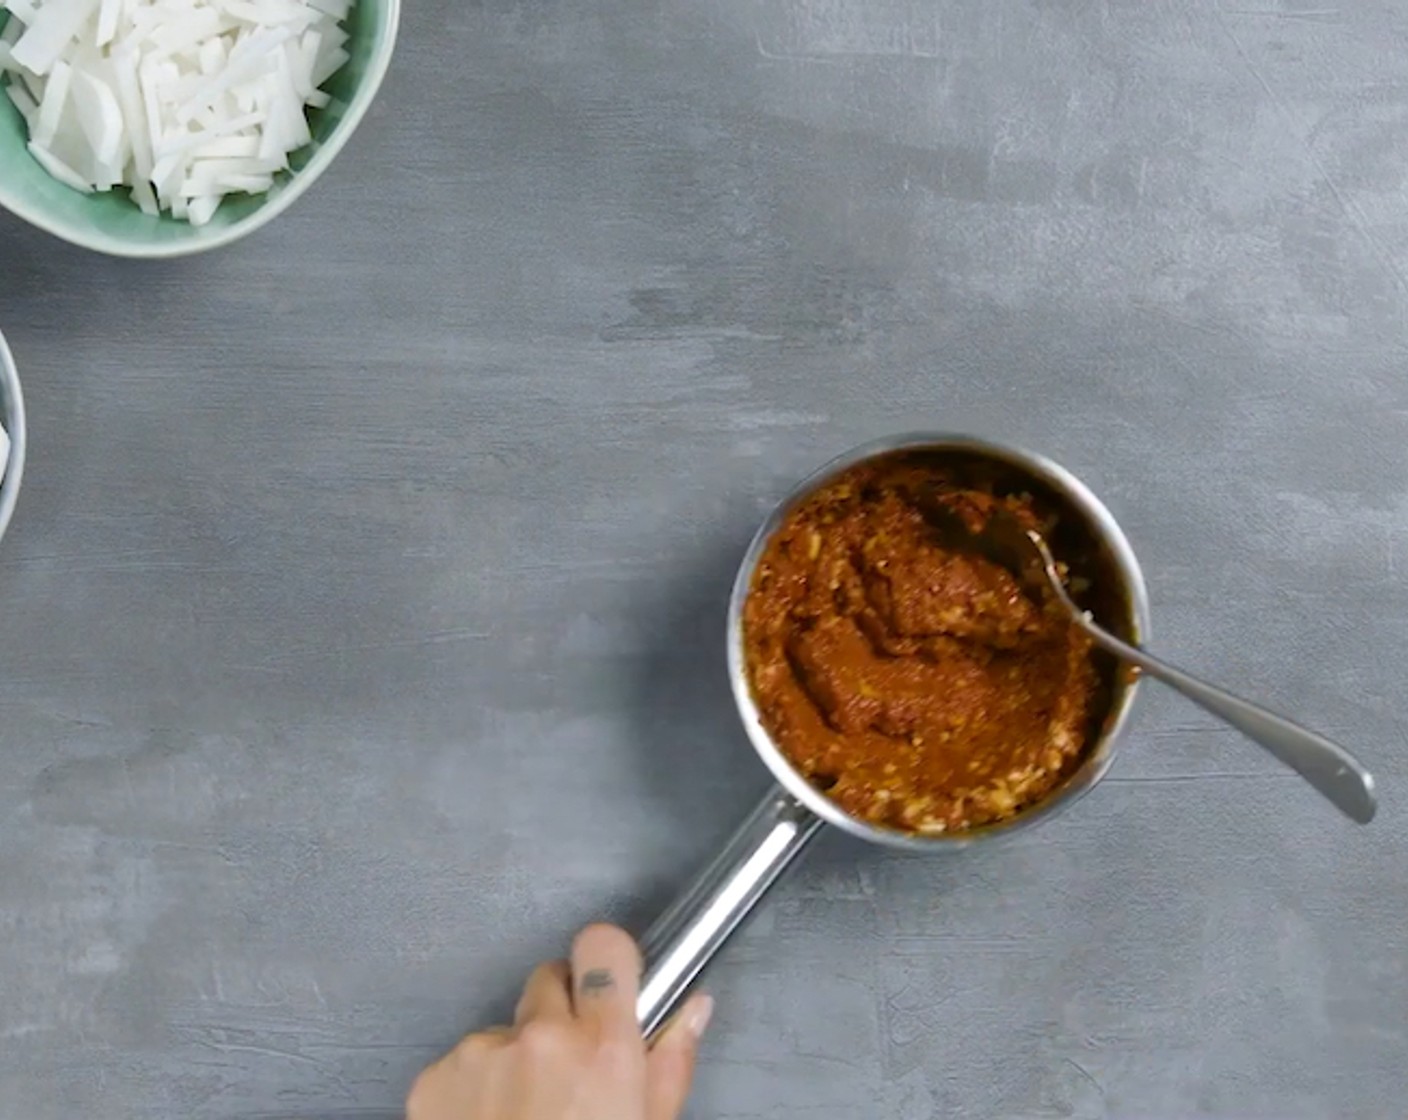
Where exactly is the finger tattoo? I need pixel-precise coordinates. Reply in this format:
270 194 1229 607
577 969 616 997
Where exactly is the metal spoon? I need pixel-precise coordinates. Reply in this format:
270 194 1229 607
1004 521 1377 824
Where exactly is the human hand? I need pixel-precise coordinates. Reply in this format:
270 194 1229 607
406 924 713 1120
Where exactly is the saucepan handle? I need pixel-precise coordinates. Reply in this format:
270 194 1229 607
636 786 823 1039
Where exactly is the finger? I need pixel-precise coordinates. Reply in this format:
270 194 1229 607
569 923 642 1034
447 1025 510 1067
514 960 573 1026
646 993 713 1120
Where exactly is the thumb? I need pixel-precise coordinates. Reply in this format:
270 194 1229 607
646 993 714 1120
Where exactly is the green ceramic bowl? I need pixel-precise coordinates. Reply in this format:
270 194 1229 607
0 0 399 258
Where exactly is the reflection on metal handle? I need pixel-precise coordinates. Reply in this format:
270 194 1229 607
1082 625 1377 824
637 787 823 1039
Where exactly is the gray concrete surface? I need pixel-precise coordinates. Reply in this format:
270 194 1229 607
1 1 1406 1117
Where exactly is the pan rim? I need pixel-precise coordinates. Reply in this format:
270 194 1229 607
725 432 1152 853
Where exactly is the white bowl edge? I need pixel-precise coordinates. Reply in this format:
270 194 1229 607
0 330 26 544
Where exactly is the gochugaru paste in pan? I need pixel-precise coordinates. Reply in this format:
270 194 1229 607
743 456 1101 834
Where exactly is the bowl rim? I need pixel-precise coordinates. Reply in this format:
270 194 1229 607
0 330 27 546
0 0 402 259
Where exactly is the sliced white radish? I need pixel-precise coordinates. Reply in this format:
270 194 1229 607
32 56 73 146
130 175 159 214
28 139 92 191
3 10 33 42
10 0 101 76
185 192 218 224
111 51 152 178
69 66 123 165
1 0 355 222
95 0 121 47
6 80 38 124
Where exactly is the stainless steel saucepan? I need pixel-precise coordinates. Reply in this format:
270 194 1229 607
635 434 1152 1036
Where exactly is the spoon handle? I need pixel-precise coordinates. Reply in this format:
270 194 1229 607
1078 622 1377 824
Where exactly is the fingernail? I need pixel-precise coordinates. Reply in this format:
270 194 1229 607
685 994 715 1039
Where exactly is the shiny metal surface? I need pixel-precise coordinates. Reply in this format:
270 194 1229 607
1023 527 1376 824
638 433 1152 1036
636 789 822 1038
